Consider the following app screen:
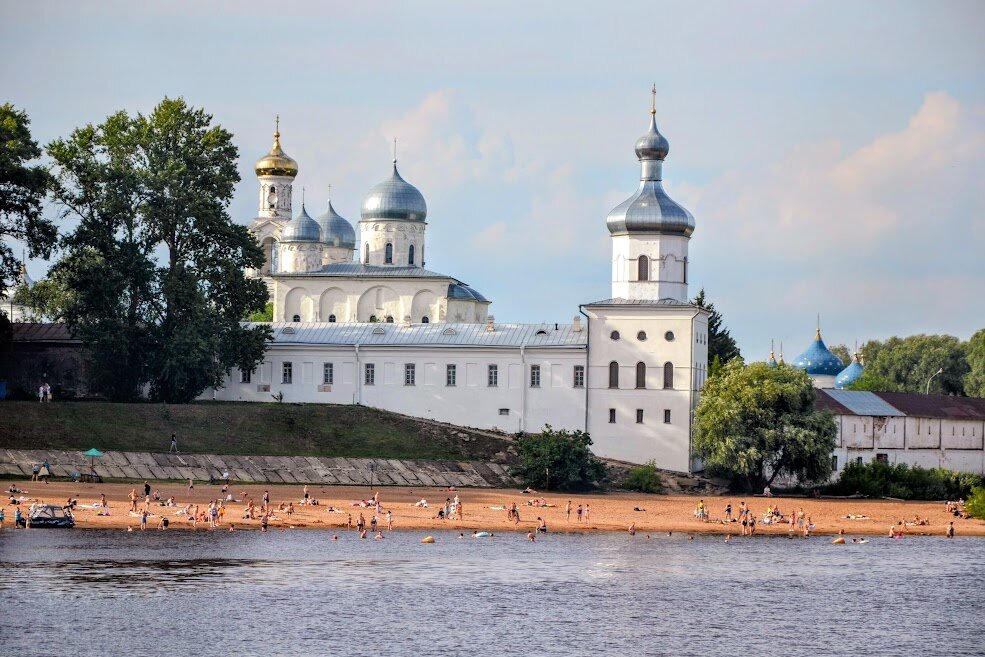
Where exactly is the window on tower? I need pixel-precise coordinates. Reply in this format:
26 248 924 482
408 244 415 265
608 361 619 389
385 243 393 264
636 362 646 389
638 255 649 281
364 243 369 264
663 362 674 389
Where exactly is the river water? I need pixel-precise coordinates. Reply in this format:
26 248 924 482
1 529 982 656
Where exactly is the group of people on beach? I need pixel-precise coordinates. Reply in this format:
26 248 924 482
696 499 817 538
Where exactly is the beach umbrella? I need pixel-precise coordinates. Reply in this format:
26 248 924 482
83 448 104 472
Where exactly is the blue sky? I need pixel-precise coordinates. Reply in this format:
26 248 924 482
3 1 983 360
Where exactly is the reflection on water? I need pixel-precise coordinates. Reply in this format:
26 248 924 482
1 529 983 657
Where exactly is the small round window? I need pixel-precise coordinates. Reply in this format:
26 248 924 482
665 331 675 341
610 331 620 341
637 331 647 341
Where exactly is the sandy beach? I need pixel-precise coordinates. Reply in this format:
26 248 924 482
4 478 983 537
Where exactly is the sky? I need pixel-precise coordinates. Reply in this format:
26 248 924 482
2 1 983 360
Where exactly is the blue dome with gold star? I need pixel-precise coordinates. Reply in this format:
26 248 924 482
791 328 844 376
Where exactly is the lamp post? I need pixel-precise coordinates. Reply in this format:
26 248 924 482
926 367 943 395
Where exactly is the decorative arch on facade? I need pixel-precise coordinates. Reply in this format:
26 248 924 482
608 361 619 389
411 289 437 324
356 285 401 322
319 287 347 324
283 286 312 322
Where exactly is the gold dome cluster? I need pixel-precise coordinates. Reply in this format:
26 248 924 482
254 117 298 178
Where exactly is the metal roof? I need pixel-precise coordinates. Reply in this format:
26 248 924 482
584 297 697 308
254 321 587 348
273 263 453 279
821 390 905 417
447 283 489 302
11 323 78 343
874 392 985 421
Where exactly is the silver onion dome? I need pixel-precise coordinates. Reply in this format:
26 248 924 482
316 199 356 249
360 162 427 222
281 204 321 242
606 108 694 236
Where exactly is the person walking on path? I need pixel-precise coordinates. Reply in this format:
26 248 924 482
169 433 178 453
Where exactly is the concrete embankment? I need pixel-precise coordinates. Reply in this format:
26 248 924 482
0 448 518 488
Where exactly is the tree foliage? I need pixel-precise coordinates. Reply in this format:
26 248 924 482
0 103 56 300
964 329 985 398
967 487 985 520
693 360 837 491
47 97 270 402
850 335 968 395
826 460 983 500
828 343 851 368
514 426 607 491
691 288 740 366
11 275 71 322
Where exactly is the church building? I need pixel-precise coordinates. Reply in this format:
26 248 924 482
207 97 709 472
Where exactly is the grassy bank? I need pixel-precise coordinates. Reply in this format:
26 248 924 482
0 401 516 462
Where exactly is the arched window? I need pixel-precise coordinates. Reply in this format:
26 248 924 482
421 316 429 323
385 315 394 323
328 314 336 323
408 244 415 265
363 243 369 264
385 243 393 264
663 362 674 389
292 314 301 323
608 361 619 389
638 255 649 281
369 315 377 323
636 362 646 389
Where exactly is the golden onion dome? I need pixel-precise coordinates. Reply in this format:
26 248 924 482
254 119 298 178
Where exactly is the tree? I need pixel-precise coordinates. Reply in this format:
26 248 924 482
693 360 837 491
47 97 270 402
692 288 740 366
514 426 607 491
624 460 662 493
850 335 968 395
0 104 56 300
964 329 985 398
246 301 274 322
828 343 851 368
11 275 71 322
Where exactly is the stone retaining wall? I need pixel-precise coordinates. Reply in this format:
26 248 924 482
0 449 518 489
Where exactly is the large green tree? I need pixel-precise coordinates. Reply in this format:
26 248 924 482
693 360 837 491
692 288 741 366
964 329 985 398
514 426 607 491
849 335 968 395
47 97 270 402
0 103 56 301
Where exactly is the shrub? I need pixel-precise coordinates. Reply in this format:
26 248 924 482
967 487 985 520
514 425 607 492
625 461 662 493
827 460 984 500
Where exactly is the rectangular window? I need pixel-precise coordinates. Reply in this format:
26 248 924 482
530 365 541 388
499 408 509 416
405 363 416 386
365 363 375 386
573 365 585 388
856 456 863 465
663 409 671 424
831 455 838 472
636 409 644 424
608 408 616 423
323 362 334 385
488 364 499 387
876 453 888 463
446 364 456 387
241 369 252 384
282 362 293 384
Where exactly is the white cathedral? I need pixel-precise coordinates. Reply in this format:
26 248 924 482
207 101 710 472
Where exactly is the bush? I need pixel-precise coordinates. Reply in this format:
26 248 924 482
625 460 662 493
514 425 607 492
827 460 984 500
967 487 985 520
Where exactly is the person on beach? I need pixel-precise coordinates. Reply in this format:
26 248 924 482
143 481 151 497
946 522 955 539
100 493 108 509
724 503 732 522
386 510 393 531
628 522 636 536
158 517 169 530
0 507 5 529
140 510 148 530
537 517 547 533
263 490 270 511
565 500 572 521
585 504 591 523
576 504 583 522
261 512 269 532
188 478 194 492
128 489 138 512
169 433 178 453
370 515 378 533
357 513 366 533
303 485 309 503
527 531 536 541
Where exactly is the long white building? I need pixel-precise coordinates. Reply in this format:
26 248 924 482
208 98 709 472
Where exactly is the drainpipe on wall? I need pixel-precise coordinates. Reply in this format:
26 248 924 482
578 305 590 434
354 343 361 405
519 344 526 434
687 308 700 475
